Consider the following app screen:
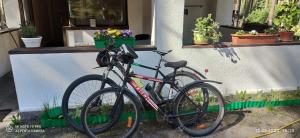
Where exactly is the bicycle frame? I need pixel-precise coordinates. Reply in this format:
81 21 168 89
118 61 180 116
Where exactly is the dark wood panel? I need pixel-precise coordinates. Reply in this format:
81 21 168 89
30 0 69 47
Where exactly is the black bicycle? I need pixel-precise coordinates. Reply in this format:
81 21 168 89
61 44 206 132
81 44 225 137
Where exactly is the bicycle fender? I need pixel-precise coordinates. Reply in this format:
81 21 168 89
194 80 222 84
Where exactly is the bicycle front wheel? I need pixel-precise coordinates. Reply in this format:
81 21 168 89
81 87 141 138
173 82 225 137
62 74 118 132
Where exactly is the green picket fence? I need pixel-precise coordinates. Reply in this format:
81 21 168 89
40 99 300 128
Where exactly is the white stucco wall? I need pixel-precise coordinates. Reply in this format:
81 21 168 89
10 52 162 112
3 0 21 28
0 30 20 77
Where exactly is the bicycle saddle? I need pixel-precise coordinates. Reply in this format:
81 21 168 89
152 50 172 56
164 60 187 69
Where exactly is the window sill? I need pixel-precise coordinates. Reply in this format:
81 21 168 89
9 45 156 54
183 41 300 49
0 28 20 34
63 26 129 30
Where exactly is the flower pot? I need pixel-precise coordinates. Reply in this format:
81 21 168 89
21 36 42 48
278 31 294 42
193 31 209 45
194 39 209 45
231 34 278 45
114 37 135 48
94 39 106 49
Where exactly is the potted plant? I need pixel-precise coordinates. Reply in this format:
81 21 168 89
273 2 300 41
21 24 42 48
94 30 107 49
94 29 135 49
243 8 270 33
231 29 278 45
292 24 300 40
113 29 135 48
193 14 222 45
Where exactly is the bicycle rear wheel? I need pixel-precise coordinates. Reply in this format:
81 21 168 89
173 82 224 137
81 87 141 138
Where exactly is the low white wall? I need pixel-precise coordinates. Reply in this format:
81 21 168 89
10 45 300 112
10 51 162 112
0 30 20 77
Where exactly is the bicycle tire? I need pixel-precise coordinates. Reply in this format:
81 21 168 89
173 82 225 137
62 74 118 132
81 87 141 138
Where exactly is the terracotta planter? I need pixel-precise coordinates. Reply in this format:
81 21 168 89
278 31 294 42
231 33 278 45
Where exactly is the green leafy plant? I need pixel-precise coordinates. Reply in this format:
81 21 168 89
193 14 222 43
296 87 300 97
273 2 300 32
42 102 50 116
69 106 81 119
21 24 38 38
265 27 278 34
256 91 268 101
235 90 250 101
292 24 300 37
100 104 113 114
235 30 246 35
270 89 280 101
245 8 269 24
10 113 21 126
249 30 258 35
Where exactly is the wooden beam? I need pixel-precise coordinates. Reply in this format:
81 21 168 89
18 0 26 25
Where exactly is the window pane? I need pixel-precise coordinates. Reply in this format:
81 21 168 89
69 0 127 26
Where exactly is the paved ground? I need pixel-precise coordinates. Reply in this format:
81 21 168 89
0 72 18 111
0 106 299 138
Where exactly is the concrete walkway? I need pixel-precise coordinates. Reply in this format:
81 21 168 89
0 106 299 138
0 72 18 111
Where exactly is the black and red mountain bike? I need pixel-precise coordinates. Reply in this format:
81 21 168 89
79 44 225 138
